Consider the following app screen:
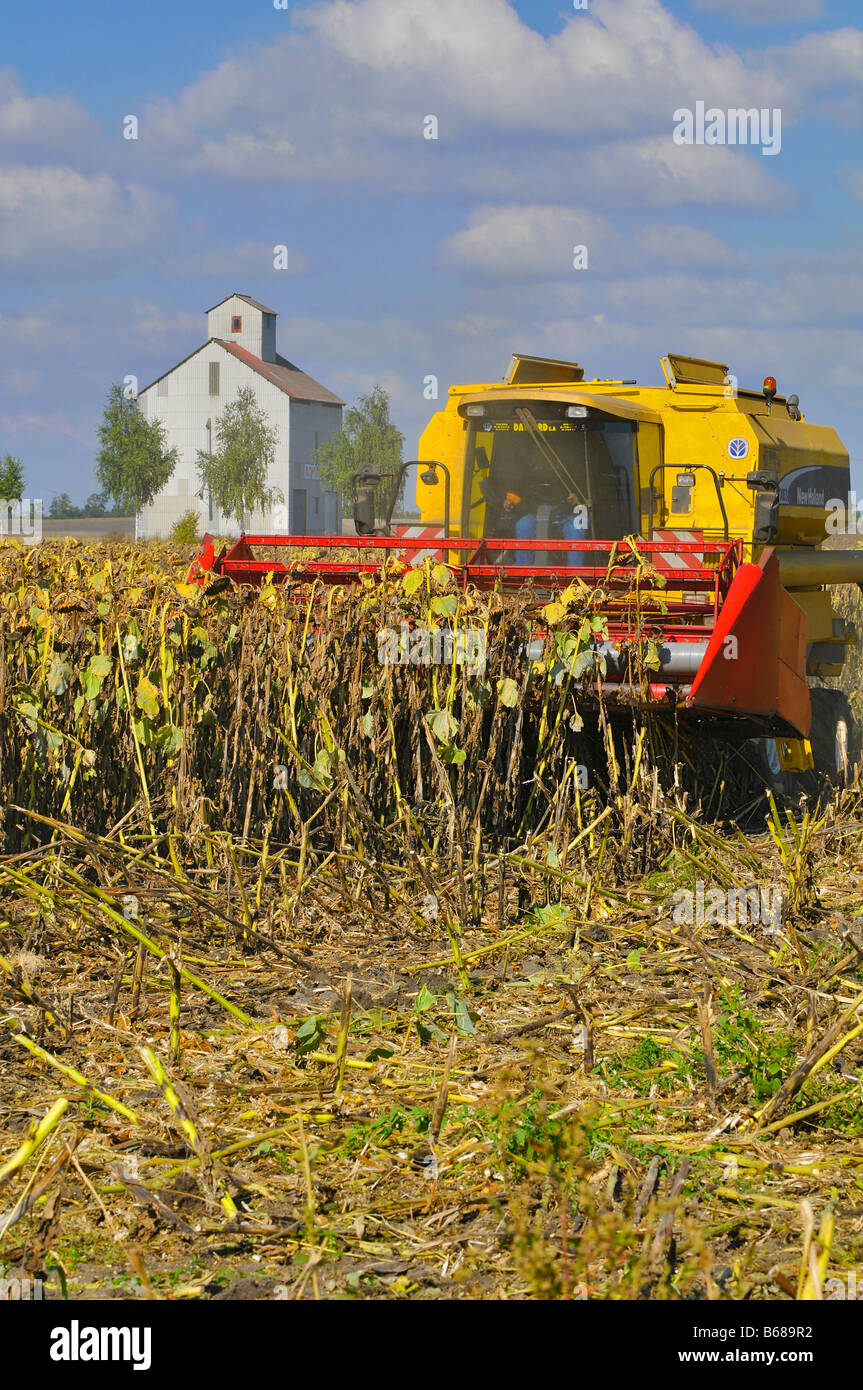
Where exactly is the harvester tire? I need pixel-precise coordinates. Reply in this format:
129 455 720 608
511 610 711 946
808 687 857 788
751 689 858 796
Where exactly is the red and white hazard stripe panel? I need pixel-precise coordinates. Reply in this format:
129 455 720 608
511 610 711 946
393 525 446 566
651 529 708 604
651 529 704 571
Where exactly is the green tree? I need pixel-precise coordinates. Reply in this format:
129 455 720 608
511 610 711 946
82 491 109 517
96 384 178 518
0 454 24 499
171 509 200 544
48 492 80 519
317 384 404 513
196 386 280 529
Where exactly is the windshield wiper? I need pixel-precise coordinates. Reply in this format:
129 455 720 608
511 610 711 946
513 407 589 508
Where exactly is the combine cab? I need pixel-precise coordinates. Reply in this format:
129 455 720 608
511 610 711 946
191 352 862 781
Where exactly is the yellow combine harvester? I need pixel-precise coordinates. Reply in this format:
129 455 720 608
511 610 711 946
408 351 858 783
196 351 862 789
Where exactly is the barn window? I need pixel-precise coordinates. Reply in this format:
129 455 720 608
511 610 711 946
231 316 242 333
209 362 220 396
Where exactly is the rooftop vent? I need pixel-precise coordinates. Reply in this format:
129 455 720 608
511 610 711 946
663 354 730 387
506 354 585 386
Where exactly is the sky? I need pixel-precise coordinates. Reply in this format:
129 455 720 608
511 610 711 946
2 0 863 505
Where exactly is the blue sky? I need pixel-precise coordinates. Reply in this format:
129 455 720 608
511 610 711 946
2 0 862 504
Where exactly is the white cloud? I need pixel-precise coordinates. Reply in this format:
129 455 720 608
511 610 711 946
2 3 860 211
500 261 863 333
0 167 174 272
440 205 618 278
0 69 101 159
0 311 56 346
0 408 92 445
443 313 511 340
190 134 298 178
300 0 784 134
332 367 420 423
634 223 745 268
581 136 794 209
133 0 815 205
599 272 794 325
6 0 863 495
762 28 863 125
125 302 205 349
440 205 749 282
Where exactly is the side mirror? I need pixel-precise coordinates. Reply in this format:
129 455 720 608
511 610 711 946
746 470 778 491
353 487 376 535
753 490 779 543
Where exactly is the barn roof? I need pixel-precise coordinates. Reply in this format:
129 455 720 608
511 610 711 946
216 341 344 404
206 293 279 315
139 339 344 405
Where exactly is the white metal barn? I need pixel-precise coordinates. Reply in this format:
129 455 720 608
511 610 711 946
137 294 344 539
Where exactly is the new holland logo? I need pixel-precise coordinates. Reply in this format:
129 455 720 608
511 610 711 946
50 1321 152 1371
728 437 749 459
